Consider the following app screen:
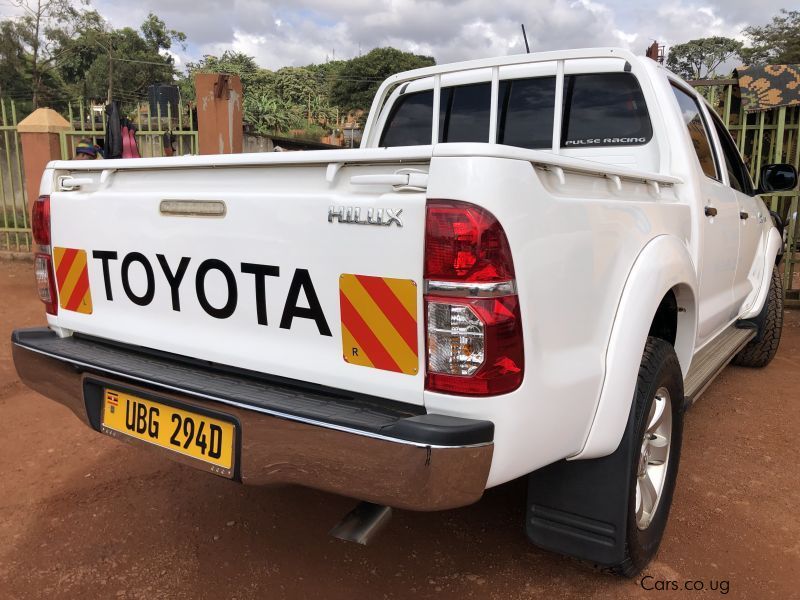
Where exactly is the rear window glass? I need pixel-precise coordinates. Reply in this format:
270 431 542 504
380 72 653 150
498 77 556 149
379 90 433 147
439 83 492 143
561 73 652 147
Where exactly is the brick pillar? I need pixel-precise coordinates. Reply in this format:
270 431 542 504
17 108 71 212
195 73 243 155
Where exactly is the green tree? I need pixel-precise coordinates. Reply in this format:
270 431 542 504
741 9 800 65
140 13 185 53
181 51 274 102
330 47 435 111
62 13 185 103
243 93 302 134
272 67 318 106
308 94 337 125
7 0 91 106
666 37 743 80
53 10 106 98
0 20 29 99
305 60 345 100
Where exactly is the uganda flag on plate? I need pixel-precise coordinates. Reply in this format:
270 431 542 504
339 274 418 375
53 247 93 314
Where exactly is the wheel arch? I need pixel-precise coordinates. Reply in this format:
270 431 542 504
571 235 698 460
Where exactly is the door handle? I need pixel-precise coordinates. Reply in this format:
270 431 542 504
739 211 749 220
704 206 718 217
350 170 428 190
58 175 94 191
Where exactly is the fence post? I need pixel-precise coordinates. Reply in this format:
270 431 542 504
17 108 71 213
194 73 243 155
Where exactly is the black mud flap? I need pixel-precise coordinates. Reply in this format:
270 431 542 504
526 409 636 566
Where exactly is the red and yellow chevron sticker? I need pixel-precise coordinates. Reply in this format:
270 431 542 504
339 274 418 375
53 247 93 314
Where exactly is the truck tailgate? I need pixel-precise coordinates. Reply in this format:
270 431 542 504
47 150 430 405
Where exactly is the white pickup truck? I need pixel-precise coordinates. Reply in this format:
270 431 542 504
13 48 798 576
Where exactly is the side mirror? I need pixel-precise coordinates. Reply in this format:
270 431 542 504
757 163 798 194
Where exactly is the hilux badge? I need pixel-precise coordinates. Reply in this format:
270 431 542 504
328 206 403 227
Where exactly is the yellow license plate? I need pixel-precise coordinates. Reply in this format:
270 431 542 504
102 389 235 476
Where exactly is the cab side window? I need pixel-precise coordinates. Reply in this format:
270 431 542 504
670 85 719 180
561 73 652 147
708 110 754 194
379 90 433 147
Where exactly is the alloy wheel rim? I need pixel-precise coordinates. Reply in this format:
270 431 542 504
635 386 673 530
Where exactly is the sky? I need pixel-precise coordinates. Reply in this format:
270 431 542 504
6 0 792 70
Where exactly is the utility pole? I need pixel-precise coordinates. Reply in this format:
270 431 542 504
91 30 114 104
107 54 113 104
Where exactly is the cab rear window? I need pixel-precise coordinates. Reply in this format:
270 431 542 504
439 83 492 143
498 77 556 149
379 72 653 149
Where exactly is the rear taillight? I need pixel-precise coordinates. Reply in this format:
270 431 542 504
32 195 57 315
425 201 515 282
35 253 58 315
424 200 523 396
32 195 51 246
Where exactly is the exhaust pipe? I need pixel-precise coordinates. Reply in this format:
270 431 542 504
329 502 393 545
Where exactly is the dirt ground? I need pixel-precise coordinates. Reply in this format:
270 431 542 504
0 258 798 600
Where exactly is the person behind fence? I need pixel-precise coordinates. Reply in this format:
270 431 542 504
163 131 177 157
74 138 98 160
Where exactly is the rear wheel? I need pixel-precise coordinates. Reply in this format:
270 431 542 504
612 337 684 576
526 337 684 577
733 266 783 368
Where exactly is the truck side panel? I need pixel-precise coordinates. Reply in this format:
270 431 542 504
422 155 691 486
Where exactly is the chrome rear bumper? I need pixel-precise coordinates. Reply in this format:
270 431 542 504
11 328 493 511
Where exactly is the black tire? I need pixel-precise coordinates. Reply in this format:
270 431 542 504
732 266 784 368
525 338 685 577
608 337 685 577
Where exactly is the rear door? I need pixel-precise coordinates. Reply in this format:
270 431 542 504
670 84 739 345
49 155 429 405
706 109 763 313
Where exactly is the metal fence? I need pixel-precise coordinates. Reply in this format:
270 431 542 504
60 98 198 160
691 80 800 306
0 97 198 254
0 99 31 253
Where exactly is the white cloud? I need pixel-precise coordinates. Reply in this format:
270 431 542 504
86 0 788 71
